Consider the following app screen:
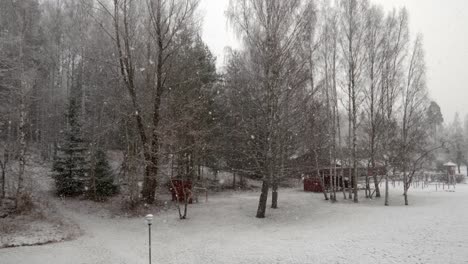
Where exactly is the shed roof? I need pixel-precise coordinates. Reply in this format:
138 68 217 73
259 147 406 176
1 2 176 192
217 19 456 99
443 161 457 167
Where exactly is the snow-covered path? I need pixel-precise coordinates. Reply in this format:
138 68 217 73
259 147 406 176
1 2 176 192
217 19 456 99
2 184 468 264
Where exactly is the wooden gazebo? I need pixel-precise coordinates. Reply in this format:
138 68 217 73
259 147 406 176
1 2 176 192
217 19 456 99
443 161 457 187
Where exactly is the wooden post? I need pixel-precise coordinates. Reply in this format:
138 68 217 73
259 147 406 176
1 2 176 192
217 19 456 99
233 172 236 189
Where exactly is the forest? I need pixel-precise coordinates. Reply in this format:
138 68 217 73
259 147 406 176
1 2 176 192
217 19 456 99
0 0 466 222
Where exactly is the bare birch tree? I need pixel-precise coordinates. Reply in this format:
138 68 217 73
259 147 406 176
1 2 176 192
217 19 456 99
362 5 385 198
339 0 368 203
227 0 313 217
380 8 409 206
400 35 428 206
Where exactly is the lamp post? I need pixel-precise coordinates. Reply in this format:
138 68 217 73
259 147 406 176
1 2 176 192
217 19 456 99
145 214 153 264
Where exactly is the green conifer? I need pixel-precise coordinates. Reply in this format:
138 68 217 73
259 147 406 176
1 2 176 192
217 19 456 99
91 148 118 199
53 98 89 196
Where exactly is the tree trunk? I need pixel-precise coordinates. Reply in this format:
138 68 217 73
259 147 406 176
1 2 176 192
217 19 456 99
16 99 27 209
404 188 408 206
336 106 346 200
3 122 11 199
341 171 346 200
353 164 358 203
89 148 97 200
271 178 278 209
347 91 353 200
365 167 369 198
348 167 353 199
403 166 408 206
370 133 380 198
314 150 328 200
256 180 269 218
384 171 389 206
142 158 158 203
14 7 27 209
320 171 329 201
372 172 380 198
182 187 188 219
1 163 5 199
232 172 236 189
329 149 336 202
352 90 358 203
272 144 285 208
369 52 380 199
198 164 201 181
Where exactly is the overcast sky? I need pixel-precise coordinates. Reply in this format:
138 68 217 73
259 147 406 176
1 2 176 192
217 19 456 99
200 0 468 123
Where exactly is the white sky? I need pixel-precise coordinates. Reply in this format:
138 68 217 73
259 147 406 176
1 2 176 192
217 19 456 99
200 0 468 123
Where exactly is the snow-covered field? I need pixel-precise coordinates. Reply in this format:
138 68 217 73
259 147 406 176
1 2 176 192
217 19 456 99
1 183 468 264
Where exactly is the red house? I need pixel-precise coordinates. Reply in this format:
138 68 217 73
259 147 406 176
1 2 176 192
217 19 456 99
303 166 385 193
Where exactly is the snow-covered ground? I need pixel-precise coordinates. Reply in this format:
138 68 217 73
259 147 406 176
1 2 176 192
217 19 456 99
0 159 80 248
2 182 468 264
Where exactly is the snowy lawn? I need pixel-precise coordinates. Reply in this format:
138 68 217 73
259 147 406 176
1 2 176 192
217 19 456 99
0 160 80 248
1 184 468 264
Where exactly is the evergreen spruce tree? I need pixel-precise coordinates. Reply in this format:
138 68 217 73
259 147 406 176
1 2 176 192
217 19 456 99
91 148 118 200
52 98 90 196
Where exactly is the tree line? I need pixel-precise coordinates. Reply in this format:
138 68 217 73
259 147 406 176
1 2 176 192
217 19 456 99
0 0 454 218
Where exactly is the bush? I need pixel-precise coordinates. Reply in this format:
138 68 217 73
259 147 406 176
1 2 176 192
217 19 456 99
439 173 466 184
455 174 465 184
15 193 35 214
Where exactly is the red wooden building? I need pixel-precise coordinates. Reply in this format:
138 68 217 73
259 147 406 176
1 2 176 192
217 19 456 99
303 166 386 193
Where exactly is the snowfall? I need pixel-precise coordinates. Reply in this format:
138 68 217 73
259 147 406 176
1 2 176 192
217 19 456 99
1 165 468 264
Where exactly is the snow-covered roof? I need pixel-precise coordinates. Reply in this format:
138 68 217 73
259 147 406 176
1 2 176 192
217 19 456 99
443 161 457 167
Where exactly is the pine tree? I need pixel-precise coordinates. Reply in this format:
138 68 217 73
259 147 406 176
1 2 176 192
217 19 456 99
53 98 89 196
91 148 118 200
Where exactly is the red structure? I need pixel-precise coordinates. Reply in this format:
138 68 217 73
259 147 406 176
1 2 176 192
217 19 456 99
303 175 350 192
303 178 323 192
303 166 386 193
169 179 193 203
